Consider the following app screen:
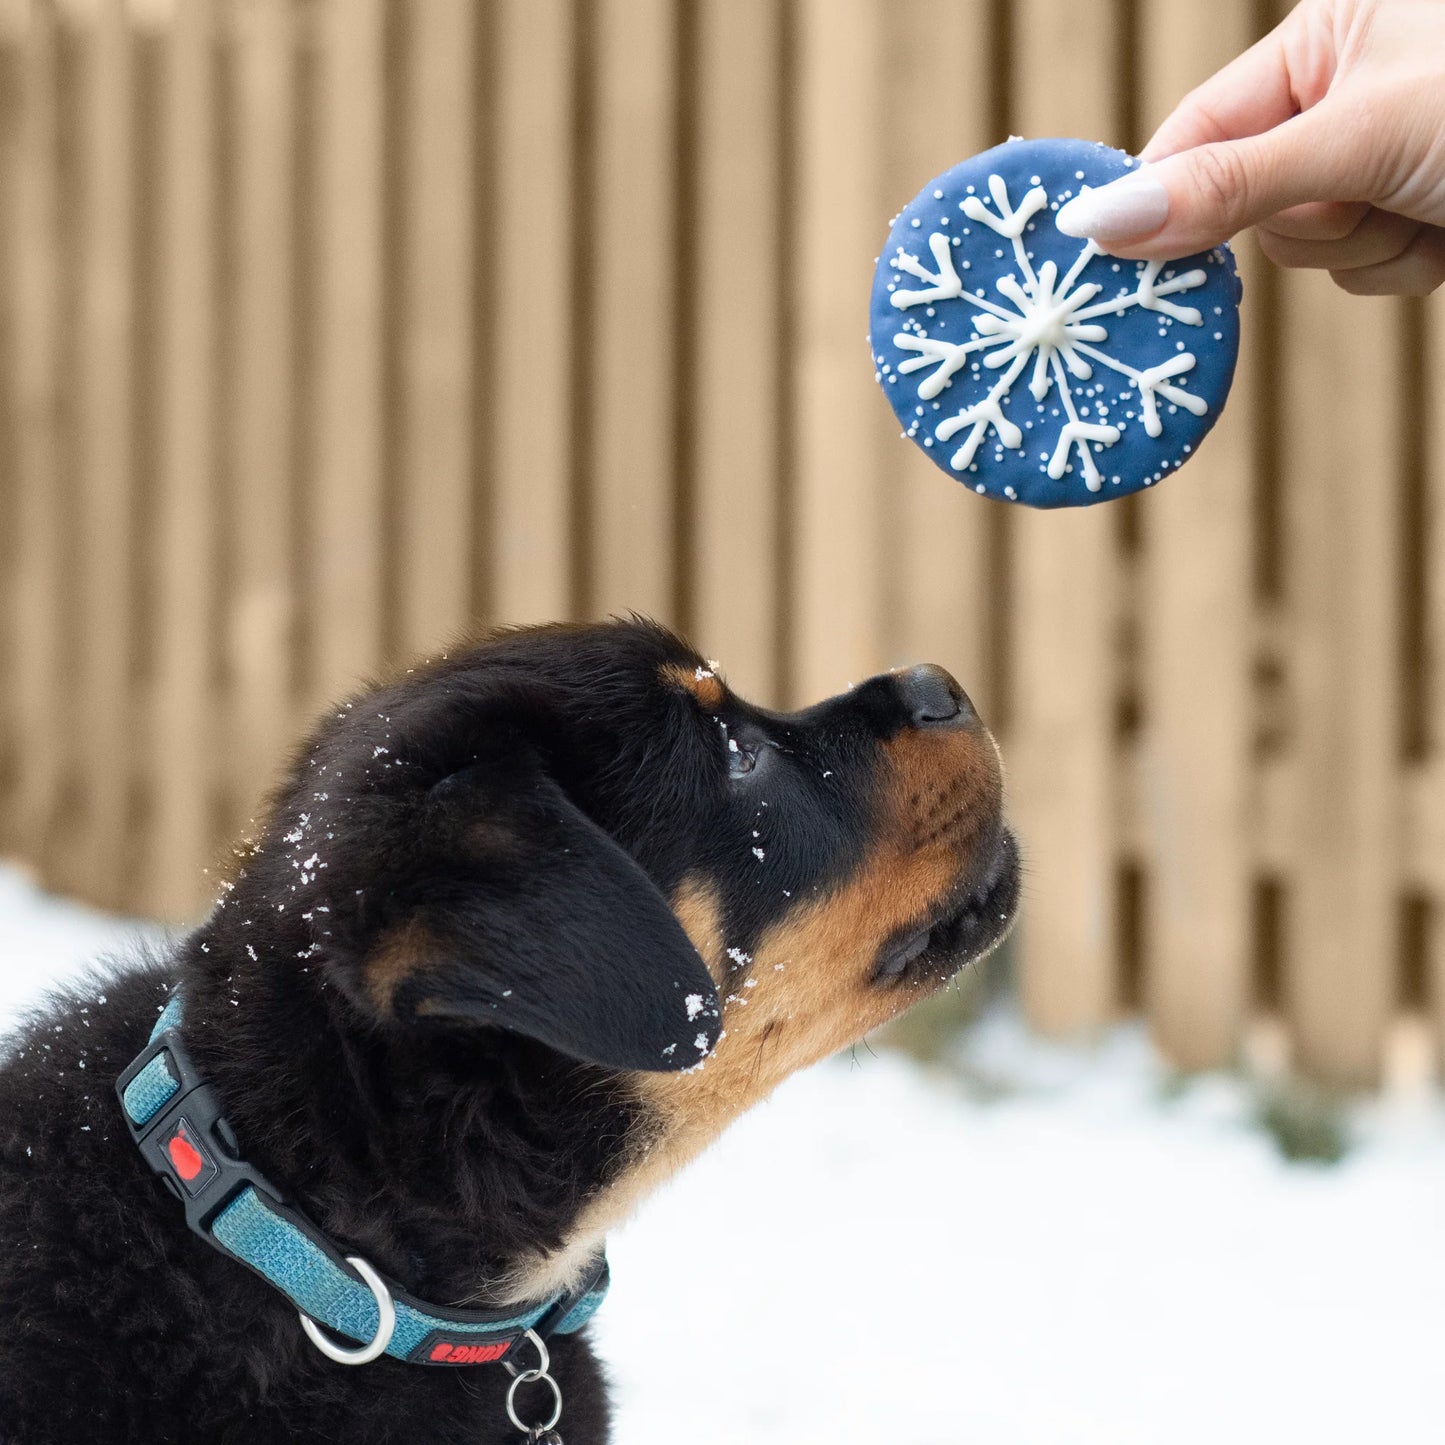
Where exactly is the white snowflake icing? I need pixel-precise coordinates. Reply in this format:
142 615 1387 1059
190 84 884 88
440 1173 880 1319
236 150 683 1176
886 172 1210 493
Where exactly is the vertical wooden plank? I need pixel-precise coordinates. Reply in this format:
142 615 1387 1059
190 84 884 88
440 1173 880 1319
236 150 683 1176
490 0 575 625
230 0 297 822
1136 0 1258 1068
73 0 136 905
311 0 386 700
792 0 887 703
147 0 216 920
0 8 22 849
878 0 996 714
396 0 476 657
1282 278 1400 1085
585 0 678 625
688 0 781 700
1428 288 1445 1062
1008 0 1122 1035
11 0 66 857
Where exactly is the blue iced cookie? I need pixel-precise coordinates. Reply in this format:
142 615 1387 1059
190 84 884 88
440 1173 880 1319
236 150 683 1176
869 137 1242 507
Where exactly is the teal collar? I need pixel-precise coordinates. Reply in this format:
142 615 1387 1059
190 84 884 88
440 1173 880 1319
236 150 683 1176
116 991 609 1367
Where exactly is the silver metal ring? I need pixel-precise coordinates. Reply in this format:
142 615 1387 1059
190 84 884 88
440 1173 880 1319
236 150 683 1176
505 1367 563 1434
502 1327 551 1380
297 1254 397 1366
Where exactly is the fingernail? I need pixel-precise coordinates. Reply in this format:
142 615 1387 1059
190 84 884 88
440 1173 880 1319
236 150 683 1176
1056 172 1169 242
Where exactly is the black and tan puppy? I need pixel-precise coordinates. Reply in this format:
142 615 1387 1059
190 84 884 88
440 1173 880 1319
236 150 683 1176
0 619 1018 1444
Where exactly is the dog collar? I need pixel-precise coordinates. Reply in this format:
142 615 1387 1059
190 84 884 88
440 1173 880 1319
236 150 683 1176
115 991 609 1368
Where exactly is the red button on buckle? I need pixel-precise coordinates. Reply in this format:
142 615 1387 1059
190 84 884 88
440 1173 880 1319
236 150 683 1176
167 1128 205 1181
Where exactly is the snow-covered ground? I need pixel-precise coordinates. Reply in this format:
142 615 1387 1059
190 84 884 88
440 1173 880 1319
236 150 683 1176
4 863 1444 1444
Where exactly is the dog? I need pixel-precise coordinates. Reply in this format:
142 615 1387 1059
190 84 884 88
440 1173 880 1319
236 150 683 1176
0 618 1018 1444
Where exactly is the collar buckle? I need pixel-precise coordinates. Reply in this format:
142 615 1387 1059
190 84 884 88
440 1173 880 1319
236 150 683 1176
115 1020 288 1246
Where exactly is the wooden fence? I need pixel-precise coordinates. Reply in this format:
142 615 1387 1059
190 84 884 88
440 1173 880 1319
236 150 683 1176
0 0 1439 1086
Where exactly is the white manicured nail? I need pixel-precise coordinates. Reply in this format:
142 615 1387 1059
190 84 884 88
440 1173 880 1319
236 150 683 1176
1056 172 1169 241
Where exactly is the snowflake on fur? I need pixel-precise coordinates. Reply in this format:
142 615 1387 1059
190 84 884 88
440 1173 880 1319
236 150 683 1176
886 174 1208 493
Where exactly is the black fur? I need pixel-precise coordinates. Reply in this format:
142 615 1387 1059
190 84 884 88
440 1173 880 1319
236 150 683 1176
0 619 1015 1443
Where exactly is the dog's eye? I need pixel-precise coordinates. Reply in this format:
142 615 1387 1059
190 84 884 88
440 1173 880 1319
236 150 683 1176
727 737 758 778
718 722 760 779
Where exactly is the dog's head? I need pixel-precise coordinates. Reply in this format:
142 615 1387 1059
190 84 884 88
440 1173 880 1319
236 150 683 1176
213 618 1017 1285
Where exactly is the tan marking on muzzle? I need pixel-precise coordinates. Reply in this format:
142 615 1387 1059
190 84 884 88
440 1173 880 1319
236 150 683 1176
879 722 1003 857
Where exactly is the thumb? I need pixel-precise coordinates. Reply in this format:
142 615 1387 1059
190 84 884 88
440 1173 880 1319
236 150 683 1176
1057 107 1359 257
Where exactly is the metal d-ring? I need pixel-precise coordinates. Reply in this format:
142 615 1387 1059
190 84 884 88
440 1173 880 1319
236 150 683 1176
298 1254 397 1366
502 1327 551 1380
505 1368 563 1436
504 1329 564 1435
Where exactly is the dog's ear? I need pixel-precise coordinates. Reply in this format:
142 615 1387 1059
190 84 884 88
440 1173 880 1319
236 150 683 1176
361 763 722 1073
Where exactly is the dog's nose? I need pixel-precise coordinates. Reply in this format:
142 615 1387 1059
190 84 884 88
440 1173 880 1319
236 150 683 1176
895 664 977 729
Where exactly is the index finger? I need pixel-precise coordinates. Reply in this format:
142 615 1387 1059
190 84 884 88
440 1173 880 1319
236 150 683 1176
1141 24 1303 161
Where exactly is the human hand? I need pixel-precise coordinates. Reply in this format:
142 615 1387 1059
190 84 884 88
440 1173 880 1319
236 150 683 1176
1054 0 1445 295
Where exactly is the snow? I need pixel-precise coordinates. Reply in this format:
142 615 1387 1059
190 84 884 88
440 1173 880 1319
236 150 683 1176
0 865 162 1022
4 864 1445 1442
598 1017 1445 1444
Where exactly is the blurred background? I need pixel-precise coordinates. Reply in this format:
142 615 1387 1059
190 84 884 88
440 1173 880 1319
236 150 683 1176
2 0 1441 1089
2 2 1445 1440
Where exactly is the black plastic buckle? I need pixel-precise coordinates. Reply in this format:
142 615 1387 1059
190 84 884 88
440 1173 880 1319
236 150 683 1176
115 1025 287 1249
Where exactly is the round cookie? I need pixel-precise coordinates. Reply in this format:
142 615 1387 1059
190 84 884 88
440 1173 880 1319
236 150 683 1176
869 137 1242 507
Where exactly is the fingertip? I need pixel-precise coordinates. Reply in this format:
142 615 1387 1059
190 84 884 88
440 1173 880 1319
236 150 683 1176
1054 173 1170 246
